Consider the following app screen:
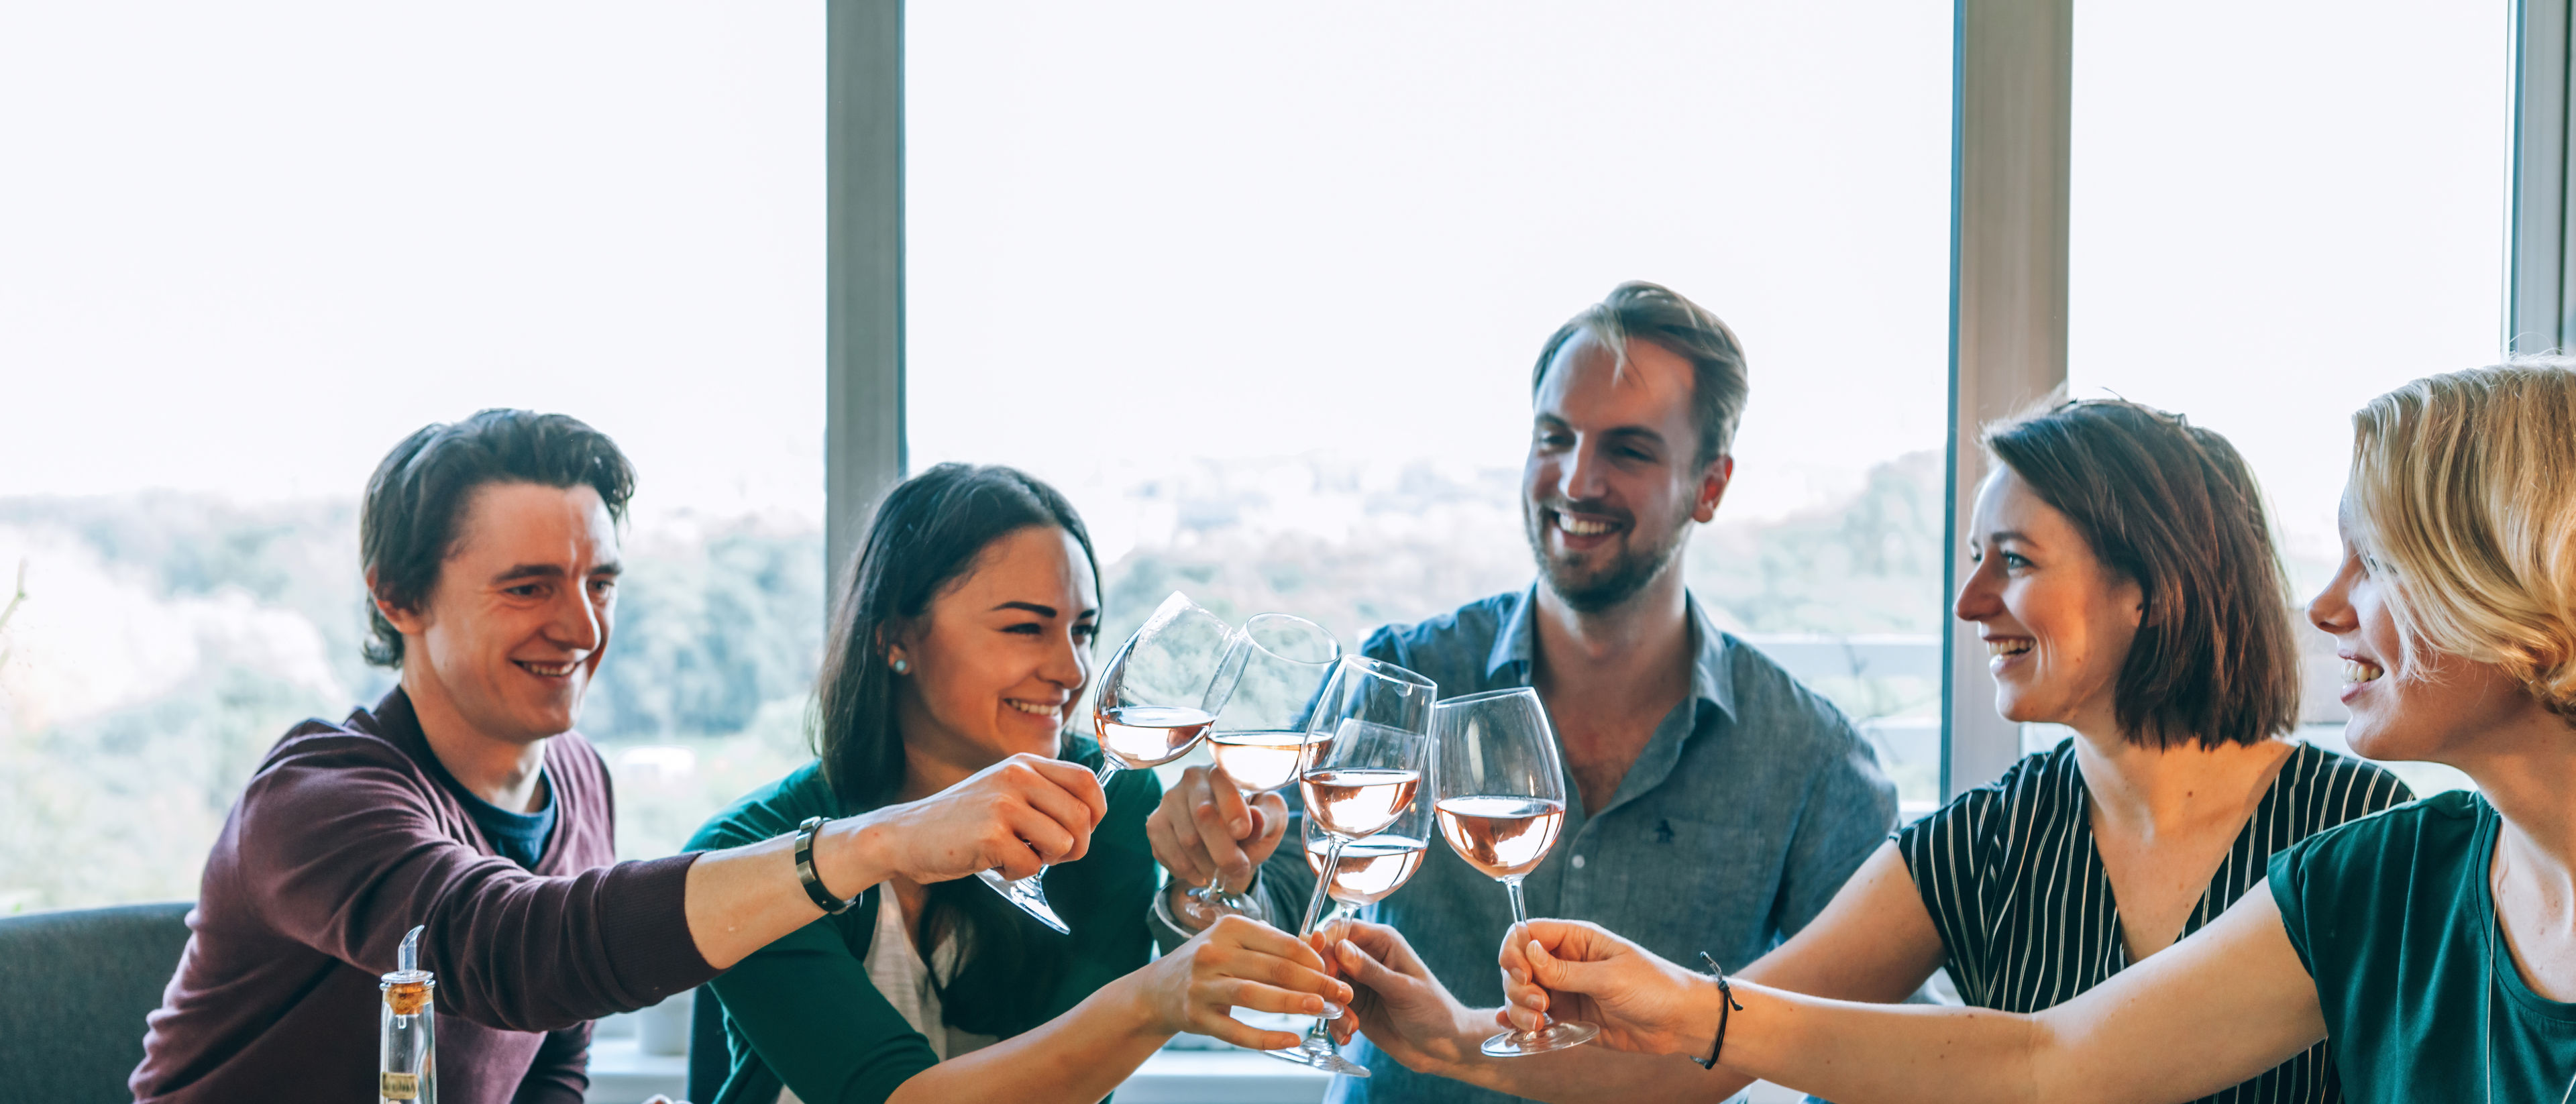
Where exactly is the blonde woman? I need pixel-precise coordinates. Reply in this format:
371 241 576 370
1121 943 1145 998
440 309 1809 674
1495 362 2576 1103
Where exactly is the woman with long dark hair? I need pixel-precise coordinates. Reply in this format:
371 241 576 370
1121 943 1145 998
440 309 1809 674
689 463 1346 1104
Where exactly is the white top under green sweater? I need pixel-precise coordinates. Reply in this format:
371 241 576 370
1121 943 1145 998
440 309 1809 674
775 884 998 1104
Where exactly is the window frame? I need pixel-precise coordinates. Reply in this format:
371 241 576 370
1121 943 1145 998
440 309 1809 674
831 0 2530 801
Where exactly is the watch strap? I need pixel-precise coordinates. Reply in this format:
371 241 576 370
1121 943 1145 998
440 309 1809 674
794 816 858 914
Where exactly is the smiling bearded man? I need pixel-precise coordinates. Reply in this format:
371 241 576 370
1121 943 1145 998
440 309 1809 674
1141 282 1900 1104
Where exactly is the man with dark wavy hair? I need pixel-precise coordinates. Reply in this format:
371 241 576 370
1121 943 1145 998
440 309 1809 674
133 410 1112 1102
1147 282 1899 1103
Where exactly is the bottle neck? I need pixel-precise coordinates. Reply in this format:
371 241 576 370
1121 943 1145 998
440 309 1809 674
381 977 433 1016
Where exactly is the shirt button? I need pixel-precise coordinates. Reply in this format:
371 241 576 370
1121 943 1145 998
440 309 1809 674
1570 854 1587 869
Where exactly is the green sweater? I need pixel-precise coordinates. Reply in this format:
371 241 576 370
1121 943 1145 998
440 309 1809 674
685 738 1162 1104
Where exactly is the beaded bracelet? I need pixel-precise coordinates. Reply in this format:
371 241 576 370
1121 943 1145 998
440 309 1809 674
1695 952 1745 1071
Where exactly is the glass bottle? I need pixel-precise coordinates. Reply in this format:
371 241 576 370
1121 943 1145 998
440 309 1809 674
379 924 435 1104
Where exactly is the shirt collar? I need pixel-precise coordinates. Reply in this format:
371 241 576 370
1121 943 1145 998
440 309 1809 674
1487 584 1740 724
1686 598 1739 724
1484 585 1542 680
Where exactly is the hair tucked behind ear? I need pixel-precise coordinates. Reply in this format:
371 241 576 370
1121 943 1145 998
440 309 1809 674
810 462 1102 1035
2351 360 2576 722
1984 400 2302 749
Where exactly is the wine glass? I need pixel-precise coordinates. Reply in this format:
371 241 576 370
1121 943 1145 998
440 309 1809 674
977 591 1245 934
1432 687 1599 1056
1192 613 1343 917
1260 765 1432 1071
1299 780 1431 926
1267 655 1436 1077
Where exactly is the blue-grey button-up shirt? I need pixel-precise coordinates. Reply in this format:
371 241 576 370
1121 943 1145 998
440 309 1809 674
1258 586 1897 1104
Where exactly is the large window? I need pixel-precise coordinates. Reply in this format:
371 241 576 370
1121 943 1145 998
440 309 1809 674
908 0 1957 813
0 3 826 912
2061 0 2507 793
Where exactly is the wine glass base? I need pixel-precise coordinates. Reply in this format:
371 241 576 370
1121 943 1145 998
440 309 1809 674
1264 1041 1371 1077
1189 885 1266 919
974 869 1071 934
1480 1019 1599 1057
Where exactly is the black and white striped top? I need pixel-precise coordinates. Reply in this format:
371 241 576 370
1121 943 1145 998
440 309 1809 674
1898 739 2412 1104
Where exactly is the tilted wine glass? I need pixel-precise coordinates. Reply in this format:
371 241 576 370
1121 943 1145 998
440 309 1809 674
1192 612 1342 918
1432 686 1599 1057
977 590 1245 934
1265 655 1436 1078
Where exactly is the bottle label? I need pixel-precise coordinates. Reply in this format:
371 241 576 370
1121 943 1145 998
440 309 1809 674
380 1072 419 1099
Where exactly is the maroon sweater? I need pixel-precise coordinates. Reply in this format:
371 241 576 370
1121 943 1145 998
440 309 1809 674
131 689 716 1103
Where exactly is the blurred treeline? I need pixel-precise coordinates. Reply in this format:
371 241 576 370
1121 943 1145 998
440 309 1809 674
0 451 1941 912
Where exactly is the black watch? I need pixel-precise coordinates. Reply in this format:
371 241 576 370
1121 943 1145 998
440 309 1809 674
794 816 859 914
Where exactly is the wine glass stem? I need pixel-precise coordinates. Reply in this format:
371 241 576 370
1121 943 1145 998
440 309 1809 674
1503 874 1548 1034
1299 835 1350 936
1093 759 1122 789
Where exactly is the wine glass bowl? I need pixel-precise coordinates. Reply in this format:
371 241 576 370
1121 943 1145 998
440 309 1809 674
1089 592 1247 776
1203 614 1341 791
1094 704 1217 771
1432 686 1599 1058
1433 794 1564 879
1301 775 1432 922
1299 722 1424 840
1193 613 1342 916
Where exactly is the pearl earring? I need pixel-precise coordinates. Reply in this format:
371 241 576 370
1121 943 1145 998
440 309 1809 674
891 658 910 674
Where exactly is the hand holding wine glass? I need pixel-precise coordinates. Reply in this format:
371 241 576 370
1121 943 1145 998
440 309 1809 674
1321 920 1485 1067
1497 918 1717 1057
1274 762 1432 1062
1129 914 1357 1053
1433 687 1598 1056
1264 655 1437 1077
843 752 1106 883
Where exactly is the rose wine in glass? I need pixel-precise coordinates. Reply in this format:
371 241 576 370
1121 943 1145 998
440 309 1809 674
1207 730 1309 792
1301 777 1432 919
1301 766 1421 838
977 591 1244 934
1433 795 1564 879
1303 832 1428 907
1191 613 1340 916
1263 655 1436 1078
1095 704 1218 772
1432 687 1599 1057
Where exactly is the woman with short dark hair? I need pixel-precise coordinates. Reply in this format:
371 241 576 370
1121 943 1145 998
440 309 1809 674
689 463 1348 1104
1332 400 2407 1104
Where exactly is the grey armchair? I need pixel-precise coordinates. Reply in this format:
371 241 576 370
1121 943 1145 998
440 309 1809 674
0 901 193 1104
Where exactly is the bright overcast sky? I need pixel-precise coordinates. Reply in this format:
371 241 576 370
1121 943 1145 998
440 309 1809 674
0 1 2508 559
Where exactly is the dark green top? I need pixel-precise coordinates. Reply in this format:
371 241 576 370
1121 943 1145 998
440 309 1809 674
684 738 1163 1104
2271 789 2576 1102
